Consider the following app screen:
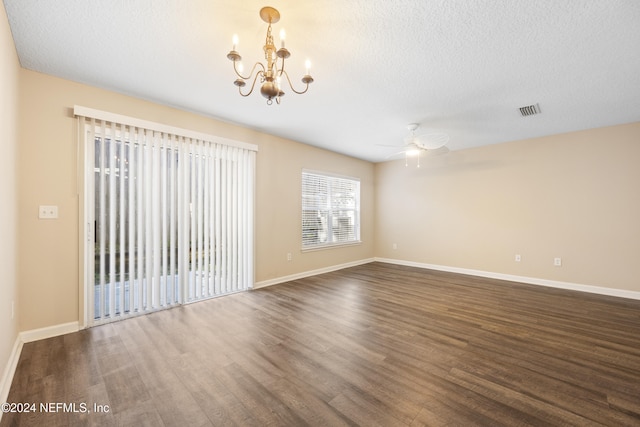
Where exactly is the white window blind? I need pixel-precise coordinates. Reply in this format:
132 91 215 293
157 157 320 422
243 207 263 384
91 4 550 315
77 106 256 325
301 170 360 249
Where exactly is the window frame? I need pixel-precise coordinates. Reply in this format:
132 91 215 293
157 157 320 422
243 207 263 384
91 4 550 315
301 169 361 251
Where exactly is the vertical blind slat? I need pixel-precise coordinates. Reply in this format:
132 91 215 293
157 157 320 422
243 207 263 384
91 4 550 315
169 134 177 305
98 119 106 320
196 139 204 299
231 148 238 292
189 140 196 301
203 142 211 298
127 127 136 314
160 133 168 307
221 150 228 294
177 136 186 304
144 128 153 310
151 130 160 310
136 128 145 312
108 122 116 318
118 124 126 316
214 149 222 294
86 119 96 318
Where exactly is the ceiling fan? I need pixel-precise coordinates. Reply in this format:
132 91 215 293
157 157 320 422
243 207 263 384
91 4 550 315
383 123 449 166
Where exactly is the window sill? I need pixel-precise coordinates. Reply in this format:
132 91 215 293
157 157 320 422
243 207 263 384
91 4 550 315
301 241 362 253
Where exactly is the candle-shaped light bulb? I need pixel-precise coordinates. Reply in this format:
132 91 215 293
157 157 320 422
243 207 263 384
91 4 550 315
279 29 286 48
232 34 239 51
305 59 311 75
237 62 244 74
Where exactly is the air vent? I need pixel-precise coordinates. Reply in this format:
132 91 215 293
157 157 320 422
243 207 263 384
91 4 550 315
519 103 541 117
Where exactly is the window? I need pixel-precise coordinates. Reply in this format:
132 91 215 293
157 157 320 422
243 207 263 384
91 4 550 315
302 170 360 249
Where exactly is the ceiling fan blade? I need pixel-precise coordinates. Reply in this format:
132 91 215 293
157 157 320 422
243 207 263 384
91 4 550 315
415 132 449 149
376 143 406 148
385 150 408 159
382 125 450 159
425 145 449 155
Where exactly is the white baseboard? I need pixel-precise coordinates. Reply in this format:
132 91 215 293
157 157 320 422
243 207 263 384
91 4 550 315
0 336 23 416
375 257 640 301
19 321 80 344
254 258 376 289
0 321 80 422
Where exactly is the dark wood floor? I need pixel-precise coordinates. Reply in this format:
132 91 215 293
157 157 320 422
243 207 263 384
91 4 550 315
3 262 640 426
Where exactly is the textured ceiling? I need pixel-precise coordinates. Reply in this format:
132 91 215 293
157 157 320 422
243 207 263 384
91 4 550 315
4 0 640 162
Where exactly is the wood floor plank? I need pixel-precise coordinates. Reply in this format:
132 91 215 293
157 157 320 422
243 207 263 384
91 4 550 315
265 377 356 427
3 262 640 426
172 351 258 427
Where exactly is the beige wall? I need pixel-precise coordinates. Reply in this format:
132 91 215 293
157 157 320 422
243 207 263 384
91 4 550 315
17 70 375 331
8 33 640 334
375 123 640 292
0 3 20 391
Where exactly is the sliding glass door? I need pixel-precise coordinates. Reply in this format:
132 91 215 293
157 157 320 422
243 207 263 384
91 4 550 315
79 109 255 325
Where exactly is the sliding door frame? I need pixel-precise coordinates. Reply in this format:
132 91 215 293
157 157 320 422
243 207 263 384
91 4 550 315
76 106 257 328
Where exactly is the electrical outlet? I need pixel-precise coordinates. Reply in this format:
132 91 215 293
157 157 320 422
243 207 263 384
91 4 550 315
554 257 562 267
287 252 292 262
515 254 521 262
392 243 397 250
39 205 59 219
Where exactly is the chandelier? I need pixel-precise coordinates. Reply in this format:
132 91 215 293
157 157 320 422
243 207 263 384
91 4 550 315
226 6 314 105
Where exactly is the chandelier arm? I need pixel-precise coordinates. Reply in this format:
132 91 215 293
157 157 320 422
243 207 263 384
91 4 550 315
278 56 286 77
234 61 265 80
280 70 310 95
238 71 264 97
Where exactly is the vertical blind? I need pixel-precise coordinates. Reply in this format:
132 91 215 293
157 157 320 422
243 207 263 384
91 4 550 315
301 170 360 248
76 106 257 325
